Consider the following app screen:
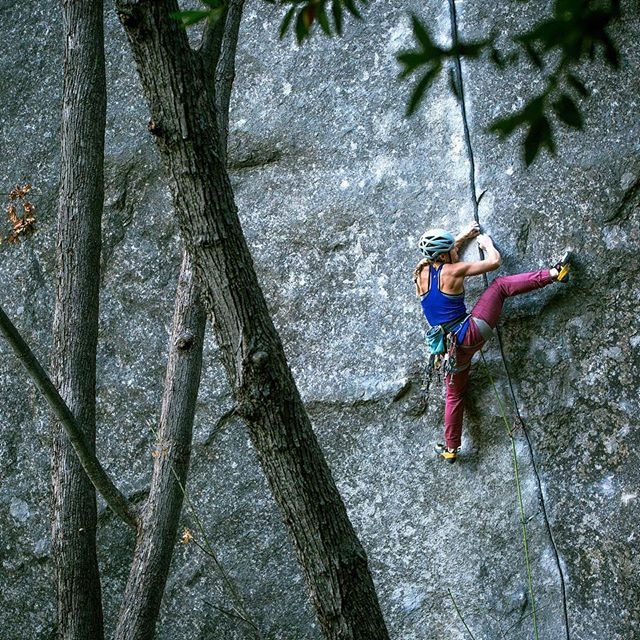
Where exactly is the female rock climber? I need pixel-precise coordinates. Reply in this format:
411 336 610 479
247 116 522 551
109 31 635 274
413 222 571 463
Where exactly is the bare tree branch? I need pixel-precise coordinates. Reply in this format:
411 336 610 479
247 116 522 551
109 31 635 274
199 2 228 80
115 250 206 640
214 0 245 156
198 0 245 159
0 305 138 528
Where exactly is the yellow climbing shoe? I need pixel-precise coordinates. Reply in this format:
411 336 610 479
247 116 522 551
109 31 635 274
553 251 572 283
433 443 458 463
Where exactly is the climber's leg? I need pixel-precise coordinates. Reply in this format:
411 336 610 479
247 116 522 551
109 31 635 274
471 271 554 329
442 357 473 451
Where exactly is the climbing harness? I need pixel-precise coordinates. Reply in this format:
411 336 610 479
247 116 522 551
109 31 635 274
423 314 470 385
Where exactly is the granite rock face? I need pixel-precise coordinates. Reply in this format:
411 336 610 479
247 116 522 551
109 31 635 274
1 1 639 639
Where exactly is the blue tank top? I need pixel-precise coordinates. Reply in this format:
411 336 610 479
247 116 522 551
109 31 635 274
420 265 470 342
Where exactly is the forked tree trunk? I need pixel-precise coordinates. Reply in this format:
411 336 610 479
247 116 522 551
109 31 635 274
115 1 389 638
50 0 107 637
115 5 240 637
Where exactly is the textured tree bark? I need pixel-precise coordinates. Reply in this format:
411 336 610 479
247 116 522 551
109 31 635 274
115 252 206 640
115 1 389 637
50 0 107 637
114 6 240 636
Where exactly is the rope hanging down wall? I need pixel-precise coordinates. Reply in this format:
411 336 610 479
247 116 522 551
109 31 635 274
446 2 570 638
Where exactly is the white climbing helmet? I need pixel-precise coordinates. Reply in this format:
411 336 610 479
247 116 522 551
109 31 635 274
418 228 455 260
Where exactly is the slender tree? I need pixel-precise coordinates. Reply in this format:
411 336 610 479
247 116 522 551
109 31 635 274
115 0 389 637
50 0 107 637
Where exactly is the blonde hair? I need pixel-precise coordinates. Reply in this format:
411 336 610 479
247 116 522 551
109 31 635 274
412 258 430 296
413 251 453 295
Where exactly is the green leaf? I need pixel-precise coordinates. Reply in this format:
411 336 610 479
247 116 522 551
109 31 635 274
342 0 363 20
552 93 584 129
332 0 344 35
555 0 580 19
278 0 368 42
279 6 297 39
610 0 622 20
295 9 310 44
406 65 441 117
317 4 332 36
200 0 225 8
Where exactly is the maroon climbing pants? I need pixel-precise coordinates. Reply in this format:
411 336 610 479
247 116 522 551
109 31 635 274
443 270 554 450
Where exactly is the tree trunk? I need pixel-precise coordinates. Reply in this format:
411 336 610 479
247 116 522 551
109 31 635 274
114 252 206 640
115 5 242 634
50 0 107 637
115 2 389 637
